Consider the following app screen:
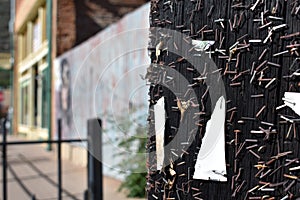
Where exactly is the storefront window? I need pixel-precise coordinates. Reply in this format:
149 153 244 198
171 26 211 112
20 80 30 125
41 69 48 128
33 16 42 52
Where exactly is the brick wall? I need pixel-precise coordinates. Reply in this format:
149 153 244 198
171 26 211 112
56 0 76 56
56 0 148 56
15 0 148 56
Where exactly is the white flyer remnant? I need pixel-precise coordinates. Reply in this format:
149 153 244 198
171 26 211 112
283 92 300 116
193 96 227 182
192 40 215 51
155 97 165 170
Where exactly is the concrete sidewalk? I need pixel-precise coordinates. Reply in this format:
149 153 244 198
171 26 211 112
0 135 144 200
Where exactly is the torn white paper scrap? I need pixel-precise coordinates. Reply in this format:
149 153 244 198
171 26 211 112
283 92 300 116
192 40 215 51
154 97 165 170
193 96 227 182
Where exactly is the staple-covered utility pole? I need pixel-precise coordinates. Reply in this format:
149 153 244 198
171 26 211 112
147 1 300 199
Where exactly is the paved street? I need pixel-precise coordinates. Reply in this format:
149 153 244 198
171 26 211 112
0 135 144 200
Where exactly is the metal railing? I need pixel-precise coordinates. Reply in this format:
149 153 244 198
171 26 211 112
1 118 103 200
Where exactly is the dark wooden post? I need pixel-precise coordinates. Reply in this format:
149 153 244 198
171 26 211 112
147 1 300 199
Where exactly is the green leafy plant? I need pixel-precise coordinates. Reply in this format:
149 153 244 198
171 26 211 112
105 104 147 198
118 124 147 198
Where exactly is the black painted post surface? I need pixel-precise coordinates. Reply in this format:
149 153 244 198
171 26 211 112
147 1 300 199
2 118 7 200
87 118 103 200
57 119 62 200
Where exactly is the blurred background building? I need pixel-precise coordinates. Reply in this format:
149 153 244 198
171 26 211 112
0 0 11 115
53 4 150 177
12 0 149 180
13 0 147 139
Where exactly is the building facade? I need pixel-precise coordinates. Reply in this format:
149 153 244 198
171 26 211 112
53 3 150 176
13 0 147 140
14 0 48 138
0 0 10 61
0 0 11 112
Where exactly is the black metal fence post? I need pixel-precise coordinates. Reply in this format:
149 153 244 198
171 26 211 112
2 118 7 200
0 120 88 199
57 119 62 200
87 118 103 200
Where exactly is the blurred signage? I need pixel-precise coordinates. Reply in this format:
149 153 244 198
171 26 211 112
0 91 4 102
